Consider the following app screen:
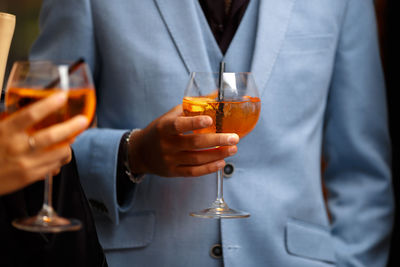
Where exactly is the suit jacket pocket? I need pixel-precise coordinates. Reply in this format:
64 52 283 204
95 211 155 251
281 34 335 54
285 218 336 264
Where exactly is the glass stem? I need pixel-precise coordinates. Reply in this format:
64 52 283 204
41 173 56 217
213 169 227 209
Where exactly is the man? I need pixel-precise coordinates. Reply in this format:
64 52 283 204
30 0 393 266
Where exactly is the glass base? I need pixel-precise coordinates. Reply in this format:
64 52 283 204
190 201 250 219
190 208 250 219
12 207 82 233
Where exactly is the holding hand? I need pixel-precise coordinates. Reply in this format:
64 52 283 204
128 105 239 177
0 93 88 196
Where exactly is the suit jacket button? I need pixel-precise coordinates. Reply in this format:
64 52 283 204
210 244 223 259
223 163 234 178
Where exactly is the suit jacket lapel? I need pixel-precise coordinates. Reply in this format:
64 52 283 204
251 0 296 96
154 0 213 73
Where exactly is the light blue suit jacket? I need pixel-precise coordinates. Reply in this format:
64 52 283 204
31 0 393 266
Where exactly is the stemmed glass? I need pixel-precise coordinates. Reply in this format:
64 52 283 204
183 71 261 218
5 60 96 232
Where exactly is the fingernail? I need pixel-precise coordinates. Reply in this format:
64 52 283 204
227 134 239 145
200 117 212 128
228 146 237 155
77 116 88 127
216 160 225 169
55 92 67 103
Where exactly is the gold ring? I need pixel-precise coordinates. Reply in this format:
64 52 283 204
28 136 36 151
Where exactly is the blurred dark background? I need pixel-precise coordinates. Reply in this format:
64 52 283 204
0 0 398 265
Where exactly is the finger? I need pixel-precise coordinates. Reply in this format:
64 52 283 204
180 133 239 150
61 151 72 165
161 105 213 135
9 159 63 194
169 116 213 134
0 159 58 195
175 146 237 165
0 147 70 195
175 160 226 177
29 161 65 183
51 167 62 176
6 92 67 132
32 116 88 150
28 145 72 168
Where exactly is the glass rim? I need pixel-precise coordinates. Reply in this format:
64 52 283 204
190 71 253 75
6 60 94 92
10 60 87 66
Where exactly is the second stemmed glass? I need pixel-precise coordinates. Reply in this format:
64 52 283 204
183 72 261 218
5 60 96 232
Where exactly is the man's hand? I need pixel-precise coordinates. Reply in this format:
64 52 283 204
128 105 239 177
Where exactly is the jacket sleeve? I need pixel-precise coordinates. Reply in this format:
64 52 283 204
323 0 394 266
30 0 134 224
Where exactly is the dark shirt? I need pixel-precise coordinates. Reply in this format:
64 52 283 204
199 0 250 54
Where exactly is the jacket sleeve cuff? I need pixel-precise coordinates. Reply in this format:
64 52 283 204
72 128 135 224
